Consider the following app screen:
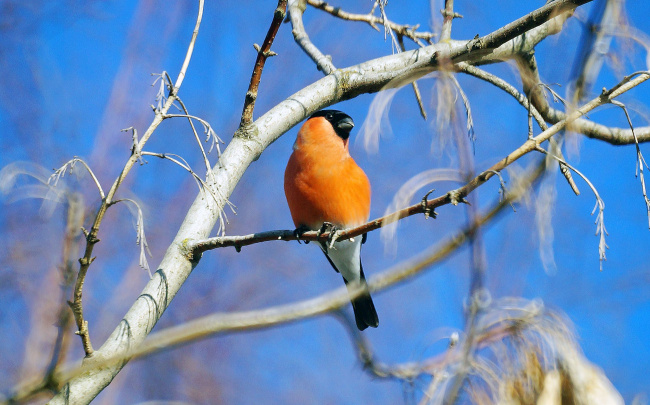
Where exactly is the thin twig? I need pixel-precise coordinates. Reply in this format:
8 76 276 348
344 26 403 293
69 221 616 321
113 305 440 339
397 34 427 119
443 57 487 404
569 0 619 104
537 148 608 270
307 0 435 46
42 193 84 392
450 74 476 145
609 99 650 228
174 97 215 175
240 0 287 127
110 198 153 277
444 290 490 404
172 0 204 93
375 0 400 51
49 157 105 200
288 0 336 74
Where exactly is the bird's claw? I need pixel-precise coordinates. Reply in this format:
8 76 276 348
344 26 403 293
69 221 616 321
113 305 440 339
293 225 311 244
421 188 438 220
319 222 340 249
318 221 335 235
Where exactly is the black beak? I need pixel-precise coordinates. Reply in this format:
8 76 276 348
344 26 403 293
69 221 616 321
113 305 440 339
337 117 354 132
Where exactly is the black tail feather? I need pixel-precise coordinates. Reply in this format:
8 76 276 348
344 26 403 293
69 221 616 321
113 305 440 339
351 290 378 331
347 265 378 331
320 246 378 331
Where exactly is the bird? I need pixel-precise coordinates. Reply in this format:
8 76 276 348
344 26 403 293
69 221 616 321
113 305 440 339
284 109 378 331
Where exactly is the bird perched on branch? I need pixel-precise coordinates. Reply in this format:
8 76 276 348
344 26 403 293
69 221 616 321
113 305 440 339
284 109 378 331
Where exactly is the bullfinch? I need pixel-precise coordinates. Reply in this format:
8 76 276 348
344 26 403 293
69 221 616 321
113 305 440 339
284 110 379 331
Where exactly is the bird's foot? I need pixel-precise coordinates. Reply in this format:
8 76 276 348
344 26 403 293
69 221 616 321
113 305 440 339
319 222 340 249
293 225 311 244
318 221 335 235
421 188 438 220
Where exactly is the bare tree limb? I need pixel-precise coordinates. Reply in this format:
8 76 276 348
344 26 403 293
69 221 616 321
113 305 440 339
518 54 650 144
289 0 336 74
306 0 436 46
239 0 287 127
459 0 591 59
439 0 458 43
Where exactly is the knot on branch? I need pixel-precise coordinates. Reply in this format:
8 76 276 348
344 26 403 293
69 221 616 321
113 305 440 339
440 9 463 19
179 238 201 263
234 123 260 141
469 288 492 311
447 190 470 206
467 34 482 52
78 256 97 266
252 43 278 57
274 7 286 20
245 91 257 102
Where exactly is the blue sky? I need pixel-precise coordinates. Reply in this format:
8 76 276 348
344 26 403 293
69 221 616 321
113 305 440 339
1 0 650 403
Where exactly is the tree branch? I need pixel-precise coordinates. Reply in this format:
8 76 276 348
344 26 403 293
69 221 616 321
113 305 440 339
306 0 436 46
288 0 336 74
518 54 650 145
439 0 458 43
239 0 287 127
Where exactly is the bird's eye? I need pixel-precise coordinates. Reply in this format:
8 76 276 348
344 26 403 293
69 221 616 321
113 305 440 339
326 113 333 119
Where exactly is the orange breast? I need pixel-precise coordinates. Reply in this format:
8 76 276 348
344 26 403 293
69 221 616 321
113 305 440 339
284 118 371 230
